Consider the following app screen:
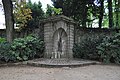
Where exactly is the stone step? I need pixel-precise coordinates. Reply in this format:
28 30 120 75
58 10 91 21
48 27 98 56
27 58 100 68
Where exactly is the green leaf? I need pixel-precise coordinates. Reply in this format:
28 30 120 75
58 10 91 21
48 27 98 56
23 56 28 61
17 57 22 61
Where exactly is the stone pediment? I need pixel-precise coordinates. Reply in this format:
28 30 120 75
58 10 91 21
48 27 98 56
40 15 76 24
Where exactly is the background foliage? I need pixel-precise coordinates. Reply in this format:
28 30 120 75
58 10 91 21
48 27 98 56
73 33 120 64
73 35 104 60
0 35 44 62
46 4 62 17
97 33 120 64
0 37 6 43
14 0 32 31
27 0 45 28
52 0 120 28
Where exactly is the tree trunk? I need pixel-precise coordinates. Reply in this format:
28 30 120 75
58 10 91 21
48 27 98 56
99 0 104 28
82 3 87 27
115 0 119 27
108 0 113 28
2 0 14 42
118 0 120 28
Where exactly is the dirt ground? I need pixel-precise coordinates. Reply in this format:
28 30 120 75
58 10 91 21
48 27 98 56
0 65 120 80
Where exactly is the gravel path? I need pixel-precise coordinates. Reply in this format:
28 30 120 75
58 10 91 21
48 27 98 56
0 65 120 80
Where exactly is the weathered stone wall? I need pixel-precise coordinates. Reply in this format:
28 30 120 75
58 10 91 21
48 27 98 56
0 29 6 37
75 28 119 44
0 26 44 39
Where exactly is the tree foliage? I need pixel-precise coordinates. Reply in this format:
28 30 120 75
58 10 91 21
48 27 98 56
52 0 97 27
114 0 120 28
14 0 32 31
46 4 62 17
27 0 44 28
52 0 120 28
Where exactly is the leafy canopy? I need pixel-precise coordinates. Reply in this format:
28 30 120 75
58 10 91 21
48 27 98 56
14 0 32 31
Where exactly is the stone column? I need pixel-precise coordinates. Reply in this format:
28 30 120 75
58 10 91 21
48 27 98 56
67 24 74 58
44 23 53 58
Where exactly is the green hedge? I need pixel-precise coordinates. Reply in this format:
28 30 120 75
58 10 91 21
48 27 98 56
97 33 120 64
0 35 44 62
0 42 15 62
73 33 120 64
73 36 103 60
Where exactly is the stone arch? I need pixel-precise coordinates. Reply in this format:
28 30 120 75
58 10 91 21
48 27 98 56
52 28 68 58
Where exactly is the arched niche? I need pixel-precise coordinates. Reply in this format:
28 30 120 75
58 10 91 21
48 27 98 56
52 28 68 58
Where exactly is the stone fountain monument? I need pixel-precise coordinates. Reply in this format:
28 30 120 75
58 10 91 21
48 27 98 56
27 15 98 67
42 15 75 59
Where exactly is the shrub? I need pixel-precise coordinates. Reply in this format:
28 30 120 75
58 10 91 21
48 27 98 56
0 35 44 62
97 33 120 64
73 35 103 60
11 35 44 61
0 42 16 62
0 37 6 43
